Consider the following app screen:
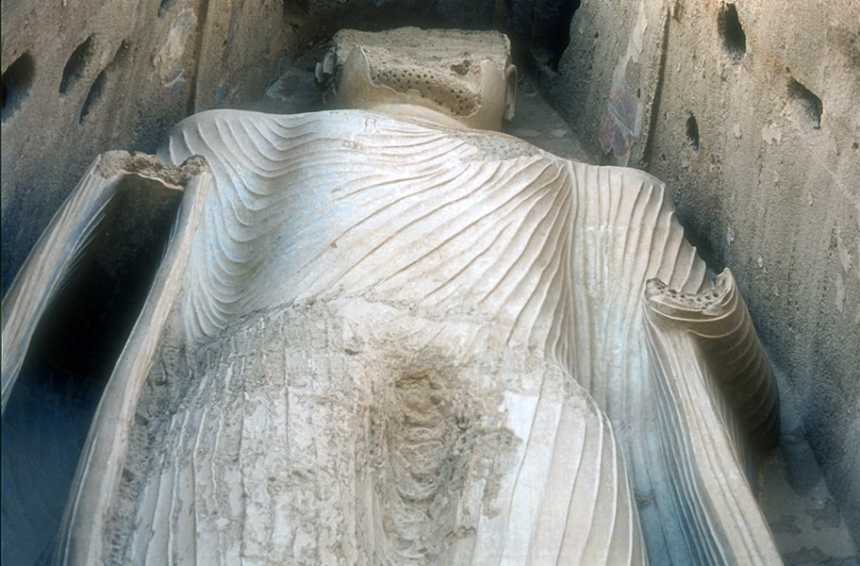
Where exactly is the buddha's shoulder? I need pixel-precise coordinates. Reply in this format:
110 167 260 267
169 108 375 142
167 109 669 202
170 108 568 165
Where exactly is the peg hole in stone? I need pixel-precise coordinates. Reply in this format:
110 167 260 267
788 78 823 129
1 53 35 122
60 36 95 95
718 3 746 61
686 113 700 151
158 0 175 17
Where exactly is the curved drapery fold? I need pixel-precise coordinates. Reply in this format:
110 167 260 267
3 109 780 565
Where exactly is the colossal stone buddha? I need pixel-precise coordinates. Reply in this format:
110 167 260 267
2 28 782 565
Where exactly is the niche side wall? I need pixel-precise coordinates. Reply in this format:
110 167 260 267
545 0 860 541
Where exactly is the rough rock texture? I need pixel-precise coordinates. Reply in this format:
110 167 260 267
543 0 860 545
2 0 857 563
327 28 516 130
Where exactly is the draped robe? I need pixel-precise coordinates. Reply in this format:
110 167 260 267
2 109 781 565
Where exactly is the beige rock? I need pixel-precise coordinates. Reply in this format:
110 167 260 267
323 28 517 130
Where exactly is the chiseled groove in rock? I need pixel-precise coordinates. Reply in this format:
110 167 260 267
163 110 575 353
123 108 651 565
643 270 782 565
646 271 779 452
525 380 589 563
114 310 624 563
0 150 210 566
157 108 776 565
167 112 465 342
460 374 644 566
409 163 558 310
650 336 728 566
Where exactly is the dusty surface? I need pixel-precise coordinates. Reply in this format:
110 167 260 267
0 0 290 298
327 28 515 129
55 108 672 565
0 154 202 565
506 76 590 160
177 59 860 563
761 422 859 565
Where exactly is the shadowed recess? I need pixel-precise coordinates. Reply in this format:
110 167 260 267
717 3 746 61
78 70 107 124
528 0 581 71
0 176 182 566
1 53 35 122
158 0 175 17
787 78 823 129
686 113 700 151
60 36 95 95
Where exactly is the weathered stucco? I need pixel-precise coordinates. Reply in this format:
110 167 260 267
543 0 859 544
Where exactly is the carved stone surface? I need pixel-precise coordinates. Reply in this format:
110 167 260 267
1 28 784 565
322 28 517 130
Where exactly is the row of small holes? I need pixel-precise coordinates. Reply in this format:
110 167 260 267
372 66 479 116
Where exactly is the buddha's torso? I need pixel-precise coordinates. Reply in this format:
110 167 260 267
99 110 644 565
116 298 591 565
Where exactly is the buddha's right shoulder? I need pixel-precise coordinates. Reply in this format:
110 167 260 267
163 108 410 166
163 108 486 169
172 108 407 138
